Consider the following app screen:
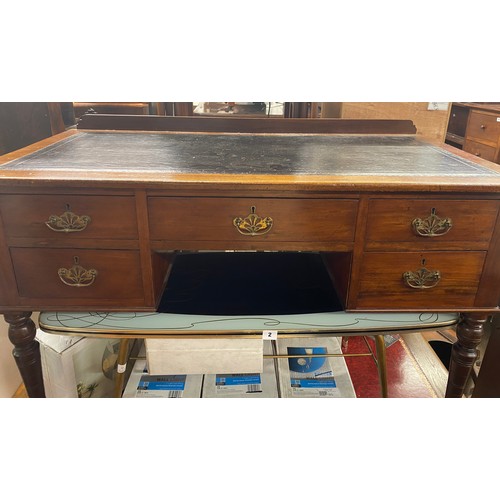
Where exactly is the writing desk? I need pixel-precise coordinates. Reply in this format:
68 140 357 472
1 115 499 398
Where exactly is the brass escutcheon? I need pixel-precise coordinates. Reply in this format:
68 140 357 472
58 256 97 287
412 208 452 237
233 206 273 236
46 204 91 232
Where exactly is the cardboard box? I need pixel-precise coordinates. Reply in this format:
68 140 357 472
122 358 203 398
202 342 278 398
36 329 121 398
277 337 356 398
145 337 263 375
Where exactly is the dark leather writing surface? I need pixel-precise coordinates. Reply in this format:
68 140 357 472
4 132 499 177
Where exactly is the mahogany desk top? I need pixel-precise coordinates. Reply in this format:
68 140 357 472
2 127 500 190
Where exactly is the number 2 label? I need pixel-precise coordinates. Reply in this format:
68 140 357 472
263 330 278 340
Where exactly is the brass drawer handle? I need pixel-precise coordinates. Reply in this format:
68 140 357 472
412 208 452 237
233 206 273 236
58 256 97 287
402 261 441 289
46 205 91 232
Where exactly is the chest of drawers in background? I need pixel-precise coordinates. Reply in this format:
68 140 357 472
463 108 500 163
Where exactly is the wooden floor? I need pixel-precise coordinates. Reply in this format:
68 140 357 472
12 384 28 398
405 328 454 398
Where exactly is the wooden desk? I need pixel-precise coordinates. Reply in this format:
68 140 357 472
1 115 499 398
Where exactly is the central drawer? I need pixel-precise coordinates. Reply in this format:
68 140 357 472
148 197 358 247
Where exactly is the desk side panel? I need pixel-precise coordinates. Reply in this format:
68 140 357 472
0 207 17 307
475 208 500 307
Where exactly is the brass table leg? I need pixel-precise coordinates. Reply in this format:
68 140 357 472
374 334 388 398
114 339 130 398
4 311 45 398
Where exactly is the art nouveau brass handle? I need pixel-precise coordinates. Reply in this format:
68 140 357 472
58 256 98 287
46 205 91 232
402 263 441 289
233 206 273 236
412 208 452 237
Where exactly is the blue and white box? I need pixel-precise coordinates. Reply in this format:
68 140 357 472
277 337 356 398
202 342 278 398
122 348 203 398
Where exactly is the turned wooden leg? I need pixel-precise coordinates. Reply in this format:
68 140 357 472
4 312 45 398
445 313 488 398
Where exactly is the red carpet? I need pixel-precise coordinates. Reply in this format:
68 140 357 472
342 335 436 398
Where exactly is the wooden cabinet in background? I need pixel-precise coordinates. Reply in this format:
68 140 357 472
0 103 67 156
73 102 151 118
445 103 469 148
464 108 500 163
446 103 500 164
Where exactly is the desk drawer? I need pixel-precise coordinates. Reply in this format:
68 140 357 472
0 195 138 240
463 139 497 162
10 248 144 300
355 251 486 309
365 199 499 250
148 197 358 245
466 110 500 144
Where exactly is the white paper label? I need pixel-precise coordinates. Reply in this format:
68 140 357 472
263 330 278 340
427 102 449 111
215 374 262 395
117 363 127 373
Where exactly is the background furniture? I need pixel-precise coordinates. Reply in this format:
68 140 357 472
72 102 150 118
446 103 500 164
155 102 319 118
0 102 67 155
322 102 451 144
